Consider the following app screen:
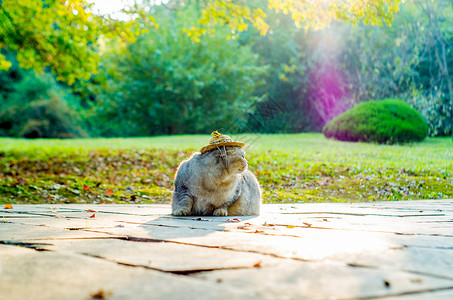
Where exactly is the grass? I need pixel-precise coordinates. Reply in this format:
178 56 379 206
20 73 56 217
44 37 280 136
1 133 452 205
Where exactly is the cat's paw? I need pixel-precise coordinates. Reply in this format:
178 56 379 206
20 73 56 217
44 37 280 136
213 208 228 216
172 207 191 216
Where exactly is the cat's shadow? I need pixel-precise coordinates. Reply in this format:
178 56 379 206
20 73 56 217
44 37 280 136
139 214 258 240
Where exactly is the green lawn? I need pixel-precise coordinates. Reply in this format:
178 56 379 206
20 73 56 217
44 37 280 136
1 133 452 204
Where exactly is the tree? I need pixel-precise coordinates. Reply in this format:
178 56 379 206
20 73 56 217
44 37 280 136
183 0 401 41
0 0 154 84
331 0 453 136
242 9 319 133
0 0 97 84
88 4 265 136
413 0 453 136
1 0 401 85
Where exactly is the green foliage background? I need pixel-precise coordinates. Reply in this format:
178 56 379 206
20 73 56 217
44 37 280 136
0 57 86 138
86 5 265 136
0 0 452 138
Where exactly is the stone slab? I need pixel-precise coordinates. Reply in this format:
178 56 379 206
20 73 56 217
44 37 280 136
42 238 268 272
382 288 453 300
0 222 117 241
192 260 453 300
70 223 453 281
0 245 260 300
2 200 453 299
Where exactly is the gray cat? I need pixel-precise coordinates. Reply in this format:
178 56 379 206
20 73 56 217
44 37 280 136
172 146 261 216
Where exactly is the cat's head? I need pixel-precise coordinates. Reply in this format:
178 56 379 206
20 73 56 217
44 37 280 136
201 146 248 176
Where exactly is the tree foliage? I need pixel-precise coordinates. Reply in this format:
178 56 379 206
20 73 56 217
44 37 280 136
0 96 87 138
0 58 86 138
1 0 452 138
301 0 453 136
0 0 154 84
0 0 98 84
185 0 401 41
87 4 265 136
0 0 401 85
242 9 319 133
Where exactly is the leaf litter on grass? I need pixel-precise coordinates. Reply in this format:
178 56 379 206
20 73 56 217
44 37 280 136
0 135 452 204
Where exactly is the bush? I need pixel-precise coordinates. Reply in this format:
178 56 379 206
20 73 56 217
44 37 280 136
0 96 87 138
323 99 429 144
0 67 87 138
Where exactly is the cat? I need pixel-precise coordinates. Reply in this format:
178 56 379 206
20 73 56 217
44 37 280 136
172 146 261 216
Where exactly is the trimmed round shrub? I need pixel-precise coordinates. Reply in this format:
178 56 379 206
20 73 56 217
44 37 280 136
323 99 429 144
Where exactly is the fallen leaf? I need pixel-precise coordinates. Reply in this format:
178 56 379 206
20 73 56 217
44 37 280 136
90 213 95 218
51 184 61 190
253 261 262 268
195 217 211 221
286 225 296 228
4 204 13 209
15 178 26 186
99 201 107 204
237 226 250 230
226 218 241 223
87 209 97 212
254 230 264 233
106 189 113 196
83 185 90 191
90 289 111 299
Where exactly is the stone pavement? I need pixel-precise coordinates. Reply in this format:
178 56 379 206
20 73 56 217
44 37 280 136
1 200 453 300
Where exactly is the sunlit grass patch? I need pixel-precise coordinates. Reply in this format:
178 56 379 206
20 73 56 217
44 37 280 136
0 134 451 204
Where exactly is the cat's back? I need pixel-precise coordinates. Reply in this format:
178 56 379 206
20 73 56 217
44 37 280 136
242 169 261 198
175 153 202 184
226 170 261 216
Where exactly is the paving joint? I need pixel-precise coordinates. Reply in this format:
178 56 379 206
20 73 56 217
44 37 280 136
351 286 453 300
